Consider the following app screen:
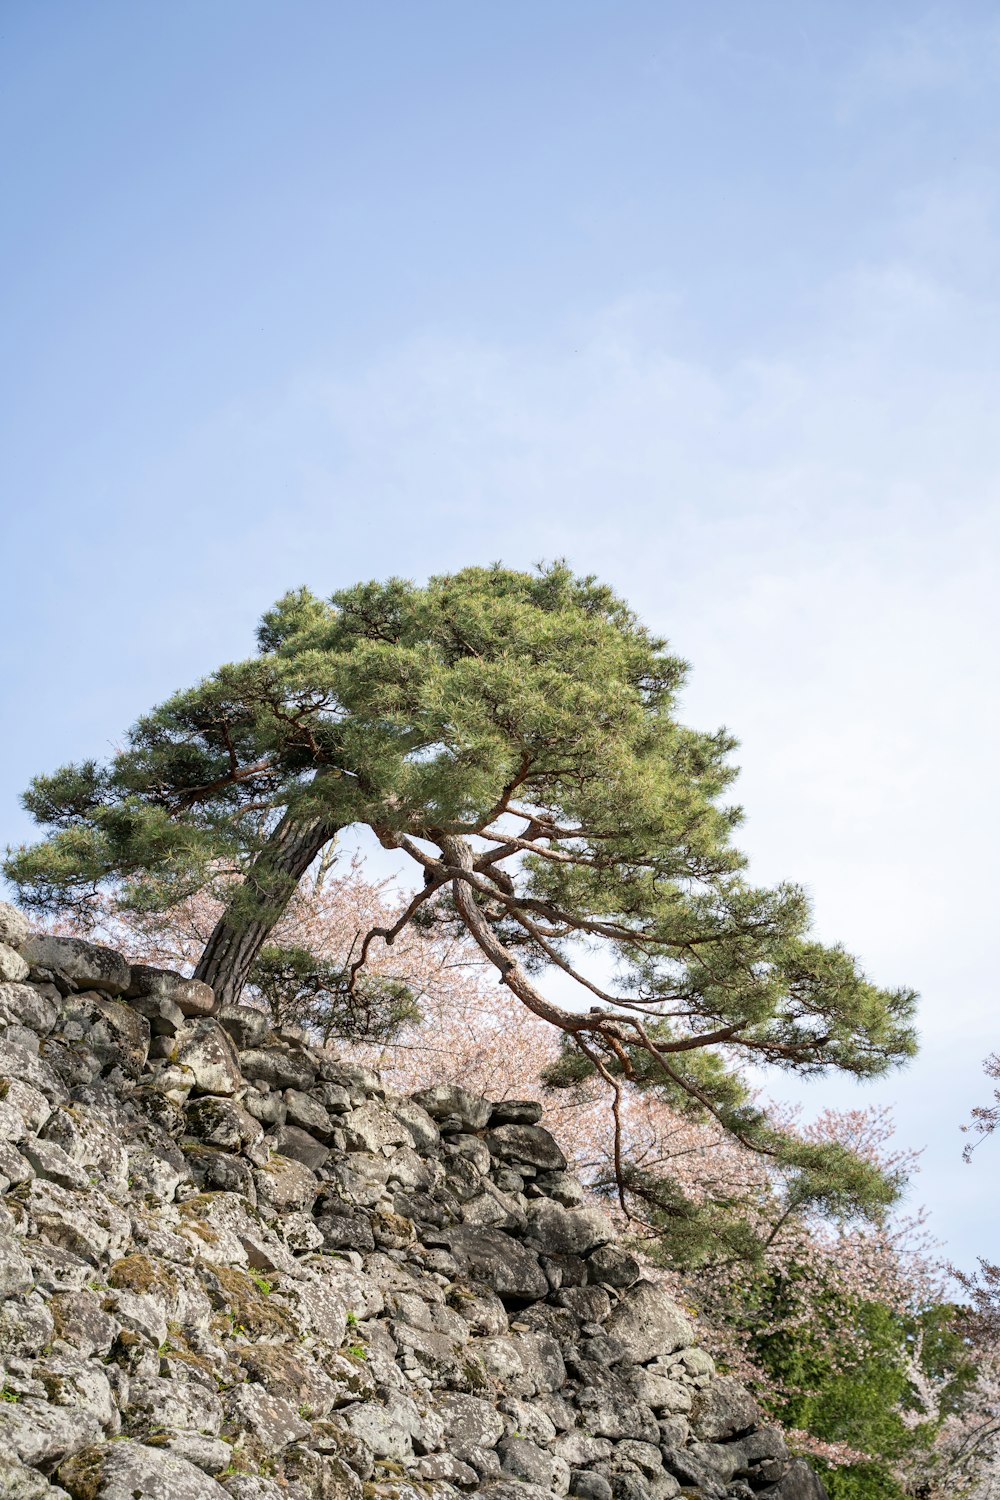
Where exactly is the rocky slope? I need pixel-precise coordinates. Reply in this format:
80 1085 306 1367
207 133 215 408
0 904 826 1500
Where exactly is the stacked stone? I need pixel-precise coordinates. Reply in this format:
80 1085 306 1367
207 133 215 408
0 904 826 1500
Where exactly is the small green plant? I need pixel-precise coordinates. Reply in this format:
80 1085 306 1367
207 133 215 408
248 1271 272 1295
346 1309 358 1326
346 1344 367 1360
1 1386 20 1403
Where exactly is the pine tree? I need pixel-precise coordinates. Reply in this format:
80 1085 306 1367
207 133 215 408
5 562 917 1188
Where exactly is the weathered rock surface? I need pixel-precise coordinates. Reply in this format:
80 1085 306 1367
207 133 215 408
605 1280 695 1364
21 936 131 996
0 943 31 983
127 965 216 1018
0 901 32 949
59 1439 230 1497
0 913 827 1500
770 1458 830 1498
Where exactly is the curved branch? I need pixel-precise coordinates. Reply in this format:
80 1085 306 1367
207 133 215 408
346 874 448 992
438 835 604 1035
173 758 276 812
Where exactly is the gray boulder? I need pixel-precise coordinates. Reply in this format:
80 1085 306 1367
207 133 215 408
498 1436 571 1494
604 1281 693 1364
216 1005 272 1049
0 981 60 1034
484 1123 567 1171
570 1472 613 1500
174 1020 243 1096
238 1047 316 1092
124 1375 224 1437
0 1233 33 1296
554 1434 613 1467
253 1152 320 1214
689 1375 759 1441
0 1397 101 1469
555 1285 612 1323
0 1453 70 1498
462 1180 528 1233
149 1434 232 1477
0 941 31 982
223 1384 311 1449
23 1178 130 1262
22 935 130 995
2 1076 52 1130
622 1367 691 1415
126 966 215 1018
437 1226 549 1301
770 1458 831 1498
587 1244 641 1288
220 1479 286 1500
699 1425 788 1487
488 1099 543 1126
567 1355 662 1443
241 1087 285 1126
413 1083 492 1131
446 1281 509 1337
21 1138 90 1192
390 1097 441 1151
526 1199 614 1255
316 1209 376 1253
436 1391 506 1449
277 1443 363 1500
58 1438 229 1497
417 1451 479 1486
284 1087 336 1140
126 991 186 1037
267 1123 329 1171
479 1484 568 1500
0 1044 68 1104
67 992 151 1079
184 1096 264 1156
340 1391 422 1461
340 1100 412 1155
607 1476 653 1500
660 1445 727 1498
0 1299 55 1359
534 1170 584 1206
0 901 31 951
0 1095 28 1148
46 1290 118 1358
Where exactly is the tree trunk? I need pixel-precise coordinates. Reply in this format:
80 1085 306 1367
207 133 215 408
194 810 341 1010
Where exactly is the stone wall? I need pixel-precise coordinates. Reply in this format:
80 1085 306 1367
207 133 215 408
0 904 826 1500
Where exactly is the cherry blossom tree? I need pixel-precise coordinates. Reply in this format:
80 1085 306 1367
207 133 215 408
963 1052 1000 1161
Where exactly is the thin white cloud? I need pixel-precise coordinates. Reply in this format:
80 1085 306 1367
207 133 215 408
840 11 995 111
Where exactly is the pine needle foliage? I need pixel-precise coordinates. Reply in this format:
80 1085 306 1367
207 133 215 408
5 562 917 1193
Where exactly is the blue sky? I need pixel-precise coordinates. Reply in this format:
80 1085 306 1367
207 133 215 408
3 2 999 1268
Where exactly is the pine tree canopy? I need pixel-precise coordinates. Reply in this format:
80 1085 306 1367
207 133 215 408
4 562 918 1185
